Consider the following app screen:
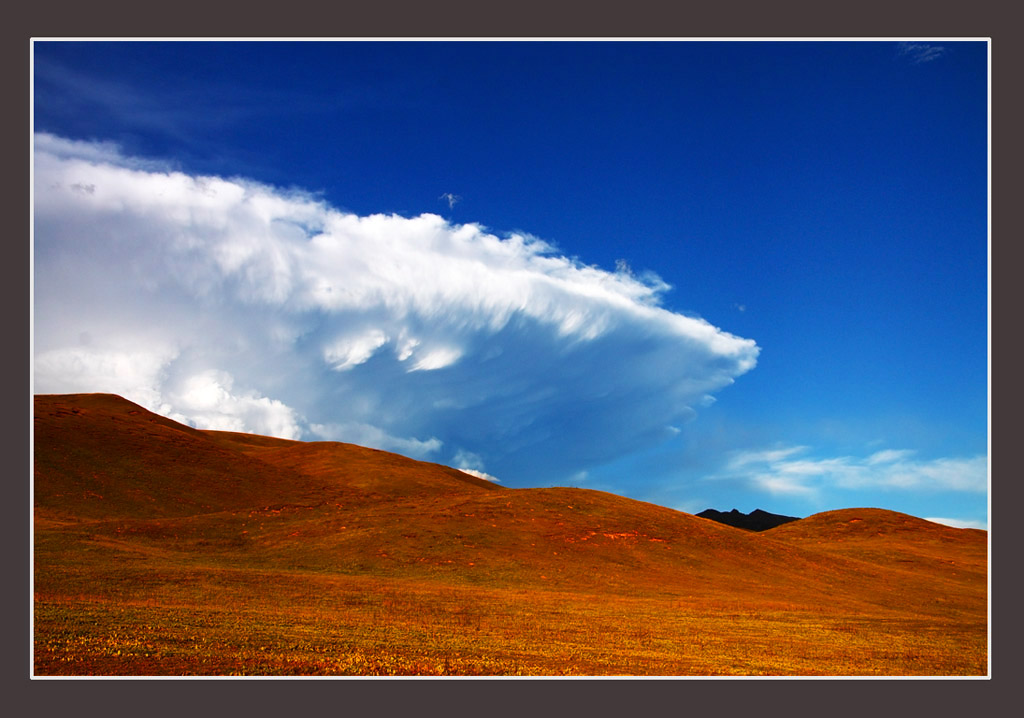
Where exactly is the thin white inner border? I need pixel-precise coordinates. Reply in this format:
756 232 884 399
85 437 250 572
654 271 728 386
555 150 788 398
28 36 994 680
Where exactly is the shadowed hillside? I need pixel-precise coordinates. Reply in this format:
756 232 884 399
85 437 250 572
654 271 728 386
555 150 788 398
33 393 988 676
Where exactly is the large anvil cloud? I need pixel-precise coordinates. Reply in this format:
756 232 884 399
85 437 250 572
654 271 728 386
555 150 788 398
33 133 759 485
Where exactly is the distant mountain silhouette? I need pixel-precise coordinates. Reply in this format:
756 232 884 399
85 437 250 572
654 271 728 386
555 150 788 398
697 508 800 531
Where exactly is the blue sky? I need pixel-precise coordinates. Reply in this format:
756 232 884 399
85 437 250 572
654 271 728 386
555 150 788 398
32 40 989 528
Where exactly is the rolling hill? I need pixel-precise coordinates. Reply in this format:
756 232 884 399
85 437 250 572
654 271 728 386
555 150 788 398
32 393 988 676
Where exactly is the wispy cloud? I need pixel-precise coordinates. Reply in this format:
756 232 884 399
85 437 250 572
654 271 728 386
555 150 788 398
450 449 501 482
309 421 442 460
897 42 948 65
725 446 807 471
924 517 987 530
569 470 589 484
33 55 338 146
33 133 759 484
440 192 461 209
455 468 502 484
712 445 988 497
865 448 915 465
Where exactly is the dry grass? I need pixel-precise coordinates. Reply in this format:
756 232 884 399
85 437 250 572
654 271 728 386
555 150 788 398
34 567 986 676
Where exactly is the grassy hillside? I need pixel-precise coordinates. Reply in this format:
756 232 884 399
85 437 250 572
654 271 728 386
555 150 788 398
33 394 988 676
34 393 495 520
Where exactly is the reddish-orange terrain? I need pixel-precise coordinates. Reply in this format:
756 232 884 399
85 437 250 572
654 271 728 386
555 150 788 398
33 393 988 676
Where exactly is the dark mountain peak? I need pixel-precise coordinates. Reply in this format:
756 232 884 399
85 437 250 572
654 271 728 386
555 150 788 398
697 508 801 532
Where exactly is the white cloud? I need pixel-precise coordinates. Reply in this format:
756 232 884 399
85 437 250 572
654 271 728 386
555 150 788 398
872 455 989 493
923 517 987 530
163 370 304 440
408 345 462 372
450 449 501 483
34 345 177 410
456 468 502 484
309 422 443 459
32 133 760 483
452 449 485 471
866 448 916 465
324 329 389 371
746 472 818 497
725 445 807 471
714 445 988 497
34 132 166 170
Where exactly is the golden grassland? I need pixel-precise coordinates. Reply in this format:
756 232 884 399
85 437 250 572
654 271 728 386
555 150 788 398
34 570 987 676
33 394 988 677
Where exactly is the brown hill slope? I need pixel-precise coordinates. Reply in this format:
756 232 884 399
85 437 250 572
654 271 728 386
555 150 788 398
763 508 987 598
206 430 502 501
33 393 988 676
765 506 986 548
34 393 983 611
34 393 305 521
34 393 495 522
